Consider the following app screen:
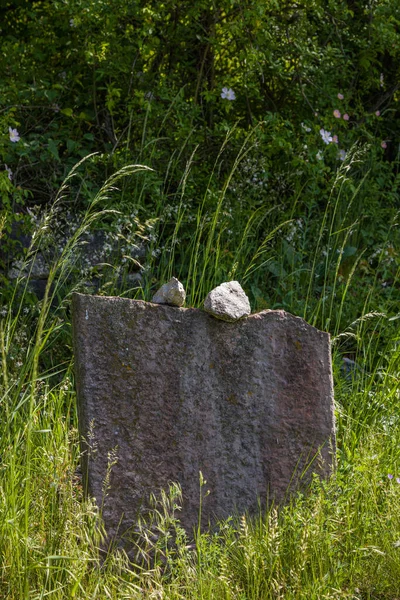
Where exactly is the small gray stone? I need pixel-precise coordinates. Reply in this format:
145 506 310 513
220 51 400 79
204 281 251 322
152 277 186 307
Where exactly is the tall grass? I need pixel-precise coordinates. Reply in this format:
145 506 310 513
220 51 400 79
1 147 399 598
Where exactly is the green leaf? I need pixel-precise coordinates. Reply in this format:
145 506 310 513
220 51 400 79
66 139 76 153
342 246 357 259
267 260 287 278
47 139 60 161
60 108 73 117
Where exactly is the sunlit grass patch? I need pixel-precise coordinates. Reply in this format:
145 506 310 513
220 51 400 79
0 148 399 598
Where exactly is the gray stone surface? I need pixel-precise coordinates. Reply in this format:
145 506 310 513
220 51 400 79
152 277 186 306
204 281 251 321
72 293 335 542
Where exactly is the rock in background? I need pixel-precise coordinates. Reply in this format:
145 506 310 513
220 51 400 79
72 293 335 544
5 218 145 299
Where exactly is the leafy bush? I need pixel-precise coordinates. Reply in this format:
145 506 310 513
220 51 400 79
1 0 399 204
1 1 399 328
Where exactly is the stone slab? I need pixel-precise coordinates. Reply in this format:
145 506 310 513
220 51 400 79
72 293 335 540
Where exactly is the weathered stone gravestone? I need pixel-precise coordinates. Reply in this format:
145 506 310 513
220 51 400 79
72 293 335 542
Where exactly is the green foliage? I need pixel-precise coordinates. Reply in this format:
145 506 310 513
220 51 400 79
1 0 399 324
1 0 399 207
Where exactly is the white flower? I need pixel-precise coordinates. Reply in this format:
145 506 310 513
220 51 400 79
301 122 311 132
339 149 347 161
5 164 12 180
319 128 332 144
9 127 20 142
221 87 236 101
316 151 323 161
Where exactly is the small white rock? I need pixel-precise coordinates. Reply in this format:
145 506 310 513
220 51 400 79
152 277 186 307
204 281 251 322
